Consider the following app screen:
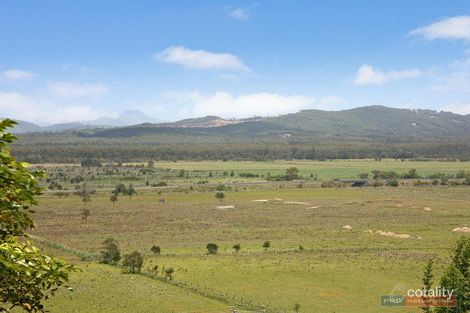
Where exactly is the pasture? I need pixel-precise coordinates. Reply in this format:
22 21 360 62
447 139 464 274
28 160 470 312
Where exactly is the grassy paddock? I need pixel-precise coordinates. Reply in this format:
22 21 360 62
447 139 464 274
30 179 470 312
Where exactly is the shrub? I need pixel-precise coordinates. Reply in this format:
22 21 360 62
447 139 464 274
164 267 175 280
100 238 120 265
206 243 218 254
358 173 369 179
122 251 144 274
386 179 399 187
263 241 271 251
215 191 225 202
151 245 161 255
233 244 241 253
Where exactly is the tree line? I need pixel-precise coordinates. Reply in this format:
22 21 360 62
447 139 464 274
11 141 470 163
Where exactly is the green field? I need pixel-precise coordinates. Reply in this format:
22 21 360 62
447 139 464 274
37 159 470 191
151 159 470 179
28 160 470 312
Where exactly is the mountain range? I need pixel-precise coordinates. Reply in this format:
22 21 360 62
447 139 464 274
8 106 470 142
77 106 470 142
8 110 159 133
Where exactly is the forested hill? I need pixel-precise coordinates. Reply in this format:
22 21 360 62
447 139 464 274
11 106 470 162
77 106 470 142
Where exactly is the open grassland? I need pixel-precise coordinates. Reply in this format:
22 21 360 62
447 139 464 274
40 263 225 313
36 159 470 190
30 179 470 313
150 159 470 179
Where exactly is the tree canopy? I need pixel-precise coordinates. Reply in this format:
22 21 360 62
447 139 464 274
0 119 72 312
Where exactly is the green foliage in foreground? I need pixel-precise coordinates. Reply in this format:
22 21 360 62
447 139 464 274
0 119 72 312
422 237 470 313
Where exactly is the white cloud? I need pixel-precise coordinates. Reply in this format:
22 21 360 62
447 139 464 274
353 64 422 85
0 91 109 125
410 16 470 41
440 103 470 115
155 46 250 72
166 91 344 119
229 8 249 20
1 69 35 81
48 81 109 98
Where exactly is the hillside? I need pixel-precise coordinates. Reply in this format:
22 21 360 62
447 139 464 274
75 106 470 142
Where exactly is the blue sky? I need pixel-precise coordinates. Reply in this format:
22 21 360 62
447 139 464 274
1 0 470 124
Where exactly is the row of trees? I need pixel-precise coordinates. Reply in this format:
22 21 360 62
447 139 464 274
12 141 470 163
206 241 272 254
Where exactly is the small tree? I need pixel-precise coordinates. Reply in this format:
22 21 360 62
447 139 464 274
285 167 300 181
421 237 470 313
81 207 90 220
230 170 235 177
76 183 94 206
263 241 271 251
358 173 369 179
233 244 241 253
110 193 118 206
421 259 434 313
215 191 225 202
439 237 470 313
123 251 144 274
100 238 121 265
151 245 161 255
127 184 136 198
113 183 127 195
206 243 218 254
164 267 175 280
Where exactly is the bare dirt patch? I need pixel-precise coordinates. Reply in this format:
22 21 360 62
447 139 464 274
452 227 470 233
366 229 422 240
215 205 235 210
283 201 310 205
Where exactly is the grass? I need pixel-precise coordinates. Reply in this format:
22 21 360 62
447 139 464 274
36 159 470 190
40 262 226 313
29 172 470 312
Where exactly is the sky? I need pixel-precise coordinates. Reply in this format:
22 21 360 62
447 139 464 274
1 0 470 125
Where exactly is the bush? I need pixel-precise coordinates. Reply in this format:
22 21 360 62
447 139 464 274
386 179 399 187
233 244 241 253
206 243 218 254
122 251 144 274
151 245 161 255
215 191 225 202
263 241 271 250
100 238 121 265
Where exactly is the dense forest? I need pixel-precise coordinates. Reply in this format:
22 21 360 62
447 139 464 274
12 141 470 163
